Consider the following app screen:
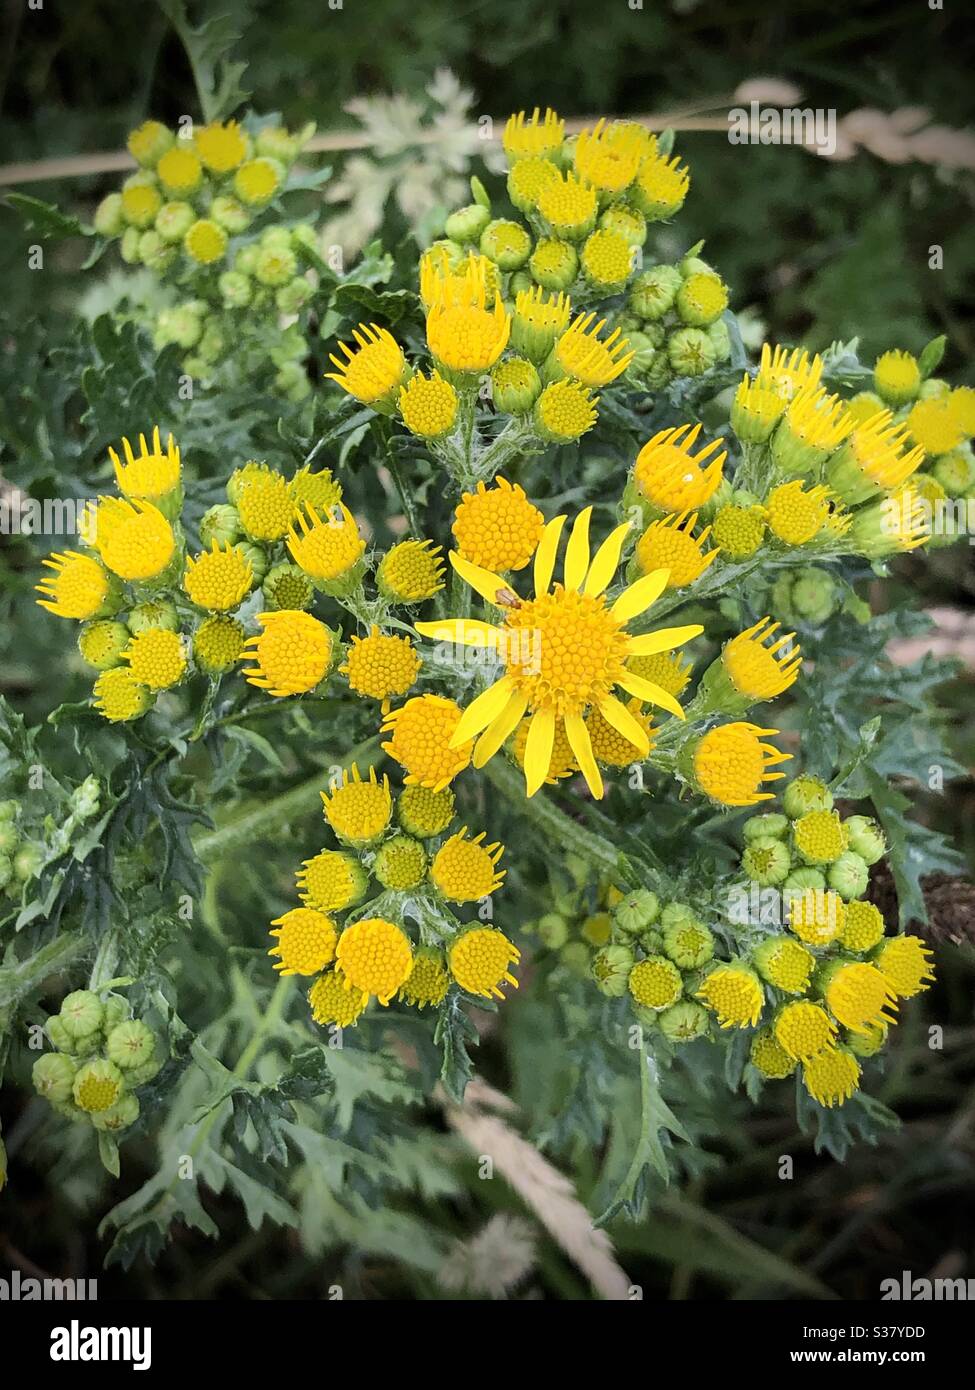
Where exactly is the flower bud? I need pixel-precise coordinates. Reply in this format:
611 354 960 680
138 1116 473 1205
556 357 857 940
444 203 492 244
154 200 195 244
255 126 300 164
827 850 869 901
103 994 129 1032
741 836 792 886
749 1026 796 1078
125 1054 164 1087
263 561 314 611
94 193 125 238
72 1058 124 1113
629 954 683 1010
90 1093 141 1132
931 447 975 498
491 357 541 414
275 361 312 403
599 203 646 248
200 503 242 550
58 990 104 1041
127 120 174 168
128 598 179 635
662 916 715 968
772 566 838 626
742 812 789 842
210 195 251 235
658 998 709 1042
782 867 827 895
193 616 246 674
844 1021 887 1058
529 237 578 291
119 227 142 264
155 303 203 350
667 326 716 377
676 272 728 327
106 1019 158 1071
255 243 298 286
783 775 832 818
559 941 591 977
78 620 131 671
591 944 636 997
843 815 886 866
33 1052 78 1103
628 265 682 321
621 331 659 380
873 349 920 407
138 230 176 272
706 318 732 362
612 887 660 935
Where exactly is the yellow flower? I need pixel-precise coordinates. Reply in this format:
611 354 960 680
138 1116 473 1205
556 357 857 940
580 230 633 291
431 827 505 903
289 466 342 514
286 503 365 584
419 250 495 311
124 627 186 690
374 834 428 891
512 716 577 783
320 764 391 846
157 145 203 195
553 312 633 387
242 610 334 696
109 427 181 507
511 285 572 361
787 889 844 946
730 372 789 443
268 908 337 976
711 504 766 559
585 698 654 767
127 120 173 167
872 935 936 998
399 951 450 1008
416 508 703 799
845 391 886 426
533 379 599 442
802 1046 860 1107
325 323 410 406
120 183 162 227
397 784 456 838
537 170 598 241
689 722 790 806
309 971 366 1028
629 955 682 1010
73 1061 123 1113
774 999 835 1060
793 809 847 866
381 694 474 792
36 550 112 619
507 155 561 212
448 928 520 1000
452 477 544 573
194 119 248 173
92 667 152 723
336 917 413 1005
758 344 823 401
823 962 898 1035
839 900 886 953
574 118 646 193
398 369 459 438
626 650 692 699
906 396 965 457
750 1026 796 1078
771 386 852 474
426 259 511 372
752 936 814 994
765 480 840 545
722 617 802 700
234 156 281 205
297 848 367 912
950 385 975 436
873 349 921 405
850 487 930 557
340 625 420 710
503 108 565 161
236 465 296 542
184 219 227 265
635 510 717 588
697 963 763 1028
677 272 729 325
633 424 726 513
826 409 924 504
377 539 445 602
184 542 253 611
89 497 176 582
631 151 690 220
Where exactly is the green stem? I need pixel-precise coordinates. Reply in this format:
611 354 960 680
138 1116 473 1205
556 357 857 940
384 446 423 540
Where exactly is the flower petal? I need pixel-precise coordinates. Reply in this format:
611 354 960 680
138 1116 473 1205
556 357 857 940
563 507 592 591
448 550 508 606
523 707 556 797
596 694 651 757
533 514 567 596
626 623 703 657
564 710 604 799
611 568 671 624
617 673 685 719
450 676 516 747
583 521 632 596
473 688 529 768
415 618 504 648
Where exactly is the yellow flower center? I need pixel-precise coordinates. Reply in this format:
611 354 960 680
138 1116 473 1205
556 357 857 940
237 469 296 541
289 467 342 513
536 172 597 236
194 120 248 172
234 157 281 204
874 350 920 397
501 584 628 719
626 651 691 698
110 428 181 501
397 784 456 838
634 153 689 212
92 668 151 722
121 184 161 225
268 908 337 976
825 962 898 1034
381 695 474 791
336 917 413 1005
75 1070 121 1113
184 543 253 611
839 900 885 952
793 809 848 864
534 379 598 440
697 966 763 1028
581 230 632 287
873 936 936 997
309 971 366 1028
157 146 202 194
287 504 365 581
378 540 445 602
585 699 653 767
907 397 965 457
634 428 725 512
774 1000 835 1060
341 626 420 702
508 156 561 207
125 628 186 690
766 481 832 544
431 829 505 903
452 477 544 573
399 953 449 1008
512 716 577 783
711 504 766 558
185 219 227 264
448 928 520 1000
636 513 714 587
750 1027 796 1078
399 369 459 438
427 297 511 372
758 938 814 993
243 610 334 696
628 956 681 1009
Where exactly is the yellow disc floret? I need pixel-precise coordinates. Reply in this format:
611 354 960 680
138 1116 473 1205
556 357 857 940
823 961 898 1035
765 481 838 545
839 900 886 953
398 369 459 438
377 539 445 603
124 627 186 690
325 323 409 405
691 723 791 806
335 917 413 1005
448 928 520 1000
452 477 544 572
697 964 764 1028
184 542 253 612
397 784 456 839
340 625 420 707
382 694 474 791
194 119 248 173
36 550 112 619
906 396 965 457
157 145 203 195
431 828 505 903
533 379 599 442
635 510 717 588
236 466 296 542
750 1027 797 1079
634 424 726 513
92 668 152 723
320 764 391 846
242 610 334 696
309 971 366 1029
774 999 835 1060
399 952 450 1008
90 497 176 581
872 935 936 998
628 955 682 1010
793 809 848 864
585 699 654 767
297 849 367 912
787 889 845 947
286 503 365 583
268 908 337 976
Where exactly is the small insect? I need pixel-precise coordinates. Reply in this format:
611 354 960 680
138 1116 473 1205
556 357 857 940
494 587 522 610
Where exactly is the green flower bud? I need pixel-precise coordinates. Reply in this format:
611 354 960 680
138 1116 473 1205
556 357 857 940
234 243 261 275
639 926 665 954
13 844 42 883
255 126 300 164
125 1054 163 1087
45 1016 72 1051
536 912 570 949
197 323 226 365
255 243 297 287
657 998 710 1042
155 303 203 350
773 566 839 626
120 226 142 264
559 941 592 978
33 1052 78 1104
612 888 660 935
741 836 792 886
106 1019 158 1071
529 237 578 291
591 943 636 997
843 815 886 866
216 270 251 309
73 1058 124 1114
706 317 731 362
667 326 716 377
90 1092 141 1132
783 775 833 818
782 867 827 895
827 851 870 901
675 271 728 327
445 204 492 244
742 812 789 842
276 276 313 315
211 194 251 235
77 619 131 671
237 542 269 584
844 1021 887 1058
127 120 174 168
70 775 101 821
679 252 713 277
659 900 695 928
598 203 647 249
751 935 814 994
200 503 241 548
94 193 125 237
290 223 318 252
491 357 541 414
0 821 16 854
58 990 104 1041
931 447 975 498
622 331 659 380
138 229 177 272
154 200 195 244
269 325 307 365
262 561 314 611
128 598 179 634
0 853 13 888
662 916 715 969
193 615 247 674
628 265 682 321
102 994 129 1032
275 361 312 403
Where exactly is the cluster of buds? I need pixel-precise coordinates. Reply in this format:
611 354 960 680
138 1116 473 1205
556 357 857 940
92 117 318 395
269 770 519 1027
33 990 163 1134
620 243 732 387
0 776 102 904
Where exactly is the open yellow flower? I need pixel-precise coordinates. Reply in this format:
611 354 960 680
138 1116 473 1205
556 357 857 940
452 477 544 573
635 510 717 588
574 118 646 194
242 610 333 695
110 427 181 508
36 551 113 619
426 257 510 372
325 323 409 406
88 497 176 582
759 344 823 401
722 617 802 700
552 312 633 387
633 424 726 513
826 410 924 504
503 108 565 162
416 507 703 799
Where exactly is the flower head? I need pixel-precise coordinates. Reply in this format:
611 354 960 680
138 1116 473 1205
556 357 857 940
688 722 790 806
759 344 823 401
633 424 726 513
397 784 456 838
36 550 113 619
236 465 296 542
184 542 253 611
533 379 599 442
431 828 505 902
787 889 844 946
511 286 572 362
416 508 703 799
73 1059 124 1113
631 151 690 220
340 625 420 710
325 323 410 406
751 935 814 994
242 610 334 696
580 230 633 292
766 481 841 545
823 961 898 1035
309 971 366 1028
124 627 186 690
626 650 692 699
697 963 764 1028
827 410 924 503
78 619 130 669
585 699 654 767
234 156 282 205
503 108 565 161
373 834 428 891
629 955 682 1010
491 357 542 414
793 808 848 864
336 917 413 1005
750 1026 797 1079
553 312 633 387
426 259 511 372
399 369 459 438
289 466 342 515
184 218 227 265
110 427 181 509
194 119 248 173
771 387 852 474
850 488 929 558
92 667 152 723
157 146 203 195
906 396 965 457
452 478 544 573
127 120 174 167
722 617 802 700
448 928 520 1000
839 899 886 953
872 935 936 998
731 371 788 443
399 951 450 1008
287 503 365 584
802 1046 860 1107
537 171 598 241
377 539 445 603
297 848 368 912
774 999 835 1060
635 510 717 588
320 764 392 846
711 504 766 559
873 349 921 406
507 155 561 213
89 497 176 581
574 118 646 193
268 908 337 976
382 694 474 792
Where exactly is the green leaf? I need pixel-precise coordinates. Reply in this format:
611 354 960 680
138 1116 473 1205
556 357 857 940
97 1132 121 1179
4 193 92 240
594 1046 690 1225
435 994 479 1104
918 334 946 379
156 0 251 122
